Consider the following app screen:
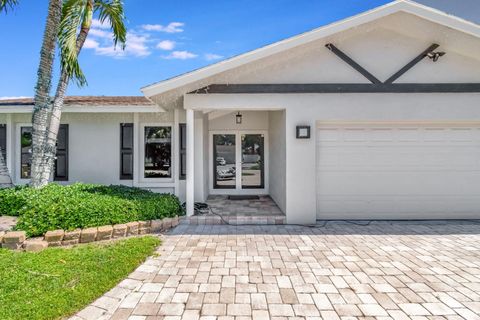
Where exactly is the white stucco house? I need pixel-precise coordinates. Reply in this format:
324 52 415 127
1 0 480 224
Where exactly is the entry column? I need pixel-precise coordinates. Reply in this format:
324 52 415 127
186 109 195 216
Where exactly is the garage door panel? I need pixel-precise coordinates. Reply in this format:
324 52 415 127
318 148 480 169
317 196 480 219
316 124 480 220
318 171 480 195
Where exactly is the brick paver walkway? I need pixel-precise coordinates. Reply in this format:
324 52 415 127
71 222 480 320
0 215 17 232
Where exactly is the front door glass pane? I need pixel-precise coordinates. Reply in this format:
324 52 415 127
213 134 236 189
241 134 264 189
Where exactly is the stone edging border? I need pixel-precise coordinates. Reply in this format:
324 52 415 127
0 216 180 252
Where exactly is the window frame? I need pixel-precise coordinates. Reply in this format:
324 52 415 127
140 122 174 182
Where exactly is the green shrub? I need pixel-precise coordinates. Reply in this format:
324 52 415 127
0 184 183 237
0 186 31 217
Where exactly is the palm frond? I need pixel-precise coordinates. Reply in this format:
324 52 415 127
94 0 126 49
0 0 19 13
58 0 88 86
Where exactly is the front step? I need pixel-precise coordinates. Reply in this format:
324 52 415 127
181 214 286 225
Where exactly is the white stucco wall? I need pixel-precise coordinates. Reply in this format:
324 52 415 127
208 111 269 131
66 113 133 185
268 110 286 213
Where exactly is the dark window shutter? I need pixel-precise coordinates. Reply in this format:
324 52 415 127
120 123 134 180
179 123 186 180
0 124 6 161
54 124 69 181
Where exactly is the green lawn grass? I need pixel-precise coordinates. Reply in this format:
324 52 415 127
0 236 160 320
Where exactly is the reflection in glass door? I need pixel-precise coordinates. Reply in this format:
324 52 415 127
213 134 236 189
241 134 264 189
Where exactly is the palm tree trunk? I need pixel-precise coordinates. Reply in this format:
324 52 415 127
0 149 12 188
30 0 63 188
40 1 93 184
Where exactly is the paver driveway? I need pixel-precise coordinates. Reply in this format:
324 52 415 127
72 222 480 320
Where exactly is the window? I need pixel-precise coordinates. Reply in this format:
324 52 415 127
120 123 134 180
20 126 32 179
144 126 172 178
0 124 6 162
19 125 68 180
179 123 186 180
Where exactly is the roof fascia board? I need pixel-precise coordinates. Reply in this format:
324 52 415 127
400 0 480 38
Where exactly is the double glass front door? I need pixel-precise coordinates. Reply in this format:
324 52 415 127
213 133 265 190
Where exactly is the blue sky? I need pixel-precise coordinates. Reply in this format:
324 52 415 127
0 0 424 98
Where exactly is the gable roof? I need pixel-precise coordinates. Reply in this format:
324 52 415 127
415 0 480 24
141 0 480 101
0 96 153 106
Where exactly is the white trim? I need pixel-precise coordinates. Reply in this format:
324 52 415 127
139 122 175 184
133 182 176 188
142 0 480 98
186 109 195 216
173 108 180 197
209 130 269 195
133 113 140 187
0 105 164 114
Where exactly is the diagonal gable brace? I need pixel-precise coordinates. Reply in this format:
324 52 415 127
326 43 445 85
325 43 382 84
385 44 440 83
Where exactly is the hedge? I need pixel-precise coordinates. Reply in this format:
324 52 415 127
0 183 183 237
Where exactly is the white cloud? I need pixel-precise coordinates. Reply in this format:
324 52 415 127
205 53 223 61
85 18 151 59
83 20 204 60
156 40 176 51
142 22 184 33
91 18 110 29
83 38 99 49
0 96 31 100
88 28 112 39
163 50 198 60
95 33 151 58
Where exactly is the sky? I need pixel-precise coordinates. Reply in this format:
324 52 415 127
0 0 477 98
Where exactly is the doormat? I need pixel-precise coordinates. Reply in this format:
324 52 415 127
228 195 260 200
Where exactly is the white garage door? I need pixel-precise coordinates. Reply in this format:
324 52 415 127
316 122 480 220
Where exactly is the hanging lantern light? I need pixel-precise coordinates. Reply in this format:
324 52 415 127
235 112 242 124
